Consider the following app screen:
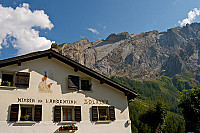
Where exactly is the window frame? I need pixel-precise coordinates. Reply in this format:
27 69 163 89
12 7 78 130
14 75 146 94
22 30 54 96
0 71 30 88
80 79 92 91
9 104 42 123
62 106 74 121
98 106 109 121
92 106 115 122
19 105 34 121
0 71 15 87
54 105 81 123
68 75 92 91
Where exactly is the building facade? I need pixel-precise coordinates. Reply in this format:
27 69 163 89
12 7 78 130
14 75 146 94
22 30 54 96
0 49 137 133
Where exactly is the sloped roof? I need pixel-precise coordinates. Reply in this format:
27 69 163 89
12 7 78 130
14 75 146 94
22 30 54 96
0 48 137 100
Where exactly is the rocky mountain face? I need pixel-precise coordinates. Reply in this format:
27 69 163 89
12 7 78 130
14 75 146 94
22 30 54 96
53 23 200 79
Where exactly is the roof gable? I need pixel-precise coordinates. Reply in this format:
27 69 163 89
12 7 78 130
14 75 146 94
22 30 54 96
0 49 137 100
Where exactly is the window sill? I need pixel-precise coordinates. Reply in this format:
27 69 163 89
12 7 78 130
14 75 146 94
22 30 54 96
0 86 16 89
60 121 77 124
78 90 93 93
95 120 112 123
16 121 37 124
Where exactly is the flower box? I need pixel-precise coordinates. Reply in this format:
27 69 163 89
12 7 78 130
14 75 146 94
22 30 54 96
1 81 12 86
59 124 78 131
20 115 32 121
99 115 108 120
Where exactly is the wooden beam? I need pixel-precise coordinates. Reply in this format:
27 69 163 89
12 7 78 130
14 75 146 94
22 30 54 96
48 53 52 59
74 67 79 72
17 60 21 66
100 79 105 84
125 92 130 96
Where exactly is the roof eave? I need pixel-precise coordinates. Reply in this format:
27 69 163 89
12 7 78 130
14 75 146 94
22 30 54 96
0 49 137 98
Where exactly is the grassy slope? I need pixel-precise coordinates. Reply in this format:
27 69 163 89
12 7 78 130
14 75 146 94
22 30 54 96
111 75 185 132
172 68 200 91
111 76 180 113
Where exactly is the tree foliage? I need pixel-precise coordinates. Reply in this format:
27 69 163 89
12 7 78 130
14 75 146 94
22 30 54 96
139 99 169 133
111 76 185 132
163 112 185 133
179 86 200 132
111 76 180 113
129 99 185 133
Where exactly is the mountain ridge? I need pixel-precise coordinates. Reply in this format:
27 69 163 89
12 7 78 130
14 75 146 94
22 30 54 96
53 22 200 80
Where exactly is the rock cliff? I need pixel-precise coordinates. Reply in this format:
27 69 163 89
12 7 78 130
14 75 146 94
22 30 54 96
54 22 200 79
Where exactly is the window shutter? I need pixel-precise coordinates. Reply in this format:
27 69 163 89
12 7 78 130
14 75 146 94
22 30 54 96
54 106 61 122
10 104 19 121
15 72 30 88
68 75 79 90
109 106 115 121
74 106 81 121
92 106 98 121
34 105 42 121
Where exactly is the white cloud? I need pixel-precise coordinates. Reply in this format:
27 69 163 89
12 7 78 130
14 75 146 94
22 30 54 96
0 3 54 55
178 8 200 26
87 28 99 34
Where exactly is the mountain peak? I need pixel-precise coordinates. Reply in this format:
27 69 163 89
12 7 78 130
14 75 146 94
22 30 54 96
105 32 130 42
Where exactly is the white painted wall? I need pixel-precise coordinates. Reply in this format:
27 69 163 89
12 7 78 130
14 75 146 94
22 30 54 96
0 57 132 133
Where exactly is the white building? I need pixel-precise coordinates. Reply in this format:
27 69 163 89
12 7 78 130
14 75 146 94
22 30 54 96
0 48 137 133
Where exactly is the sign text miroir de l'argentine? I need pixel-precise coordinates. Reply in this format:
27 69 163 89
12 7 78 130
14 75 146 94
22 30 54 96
17 97 109 105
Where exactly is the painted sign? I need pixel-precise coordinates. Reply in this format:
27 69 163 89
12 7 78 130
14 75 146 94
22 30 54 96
84 99 109 105
17 98 77 104
38 70 54 93
17 98 109 105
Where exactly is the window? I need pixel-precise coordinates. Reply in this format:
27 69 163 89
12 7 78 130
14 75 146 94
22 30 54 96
92 106 115 121
81 80 91 91
68 75 92 91
9 104 42 122
54 106 81 122
20 105 33 121
1 73 14 86
63 107 73 121
98 107 108 120
0 72 30 88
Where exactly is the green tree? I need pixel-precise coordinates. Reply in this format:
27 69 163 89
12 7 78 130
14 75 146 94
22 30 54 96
179 86 200 132
139 99 169 133
163 112 185 133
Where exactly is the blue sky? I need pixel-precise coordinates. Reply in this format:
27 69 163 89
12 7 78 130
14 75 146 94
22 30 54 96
1 0 200 59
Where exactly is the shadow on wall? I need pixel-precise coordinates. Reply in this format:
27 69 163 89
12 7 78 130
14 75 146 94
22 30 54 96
29 66 127 114
26 65 127 113
78 82 127 113
6 105 11 125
